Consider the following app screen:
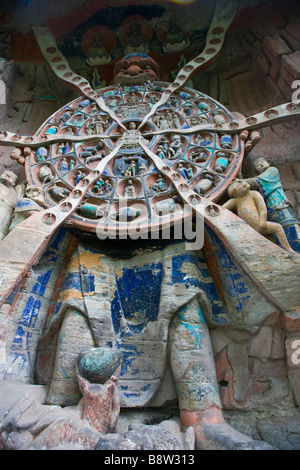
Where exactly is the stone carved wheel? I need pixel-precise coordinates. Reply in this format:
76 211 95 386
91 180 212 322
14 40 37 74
25 83 244 235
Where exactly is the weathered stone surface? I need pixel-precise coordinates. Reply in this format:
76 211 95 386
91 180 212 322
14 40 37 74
250 326 285 359
262 35 292 78
227 342 251 402
183 425 196 450
286 19 300 42
276 163 299 190
27 417 101 450
281 50 300 81
249 357 287 379
278 75 294 100
94 434 141 450
250 326 274 358
265 75 285 102
288 369 300 406
251 42 270 77
257 417 300 450
127 423 181 450
194 421 276 450
0 383 47 425
4 430 33 450
280 309 300 332
215 347 251 410
95 418 188 450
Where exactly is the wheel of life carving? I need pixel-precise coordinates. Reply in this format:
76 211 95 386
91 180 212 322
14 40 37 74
25 82 244 235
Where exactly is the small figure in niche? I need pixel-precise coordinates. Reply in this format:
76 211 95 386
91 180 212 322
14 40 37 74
59 157 69 173
146 93 160 104
35 147 48 162
212 111 226 126
128 160 136 176
48 185 70 201
75 170 85 185
167 135 182 160
177 163 193 180
103 180 112 194
190 116 208 126
151 174 167 192
194 134 212 147
185 164 193 180
79 142 105 165
157 144 167 160
127 92 140 104
45 125 58 135
57 143 69 156
63 127 76 136
124 179 136 198
171 112 181 129
177 163 187 179
39 165 54 184
215 152 230 173
194 174 215 195
138 161 147 175
92 178 105 194
189 148 207 163
90 115 108 134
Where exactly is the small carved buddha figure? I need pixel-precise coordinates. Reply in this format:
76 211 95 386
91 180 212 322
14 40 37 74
124 179 136 198
151 174 167 192
223 180 295 253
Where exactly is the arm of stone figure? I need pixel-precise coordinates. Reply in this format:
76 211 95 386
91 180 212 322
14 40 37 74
242 177 260 191
110 364 122 382
251 190 268 232
107 364 122 429
222 197 237 212
231 111 261 154
76 371 90 397
109 383 121 432
15 181 26 200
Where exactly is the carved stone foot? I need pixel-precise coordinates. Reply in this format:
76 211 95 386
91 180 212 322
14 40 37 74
180 407 276 450
194 422 276 450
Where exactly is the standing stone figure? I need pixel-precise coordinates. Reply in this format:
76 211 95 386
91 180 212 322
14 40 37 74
34 53 274 451
245 157 300 252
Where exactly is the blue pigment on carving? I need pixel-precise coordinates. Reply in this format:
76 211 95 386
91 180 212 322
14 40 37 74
111 262 163 335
